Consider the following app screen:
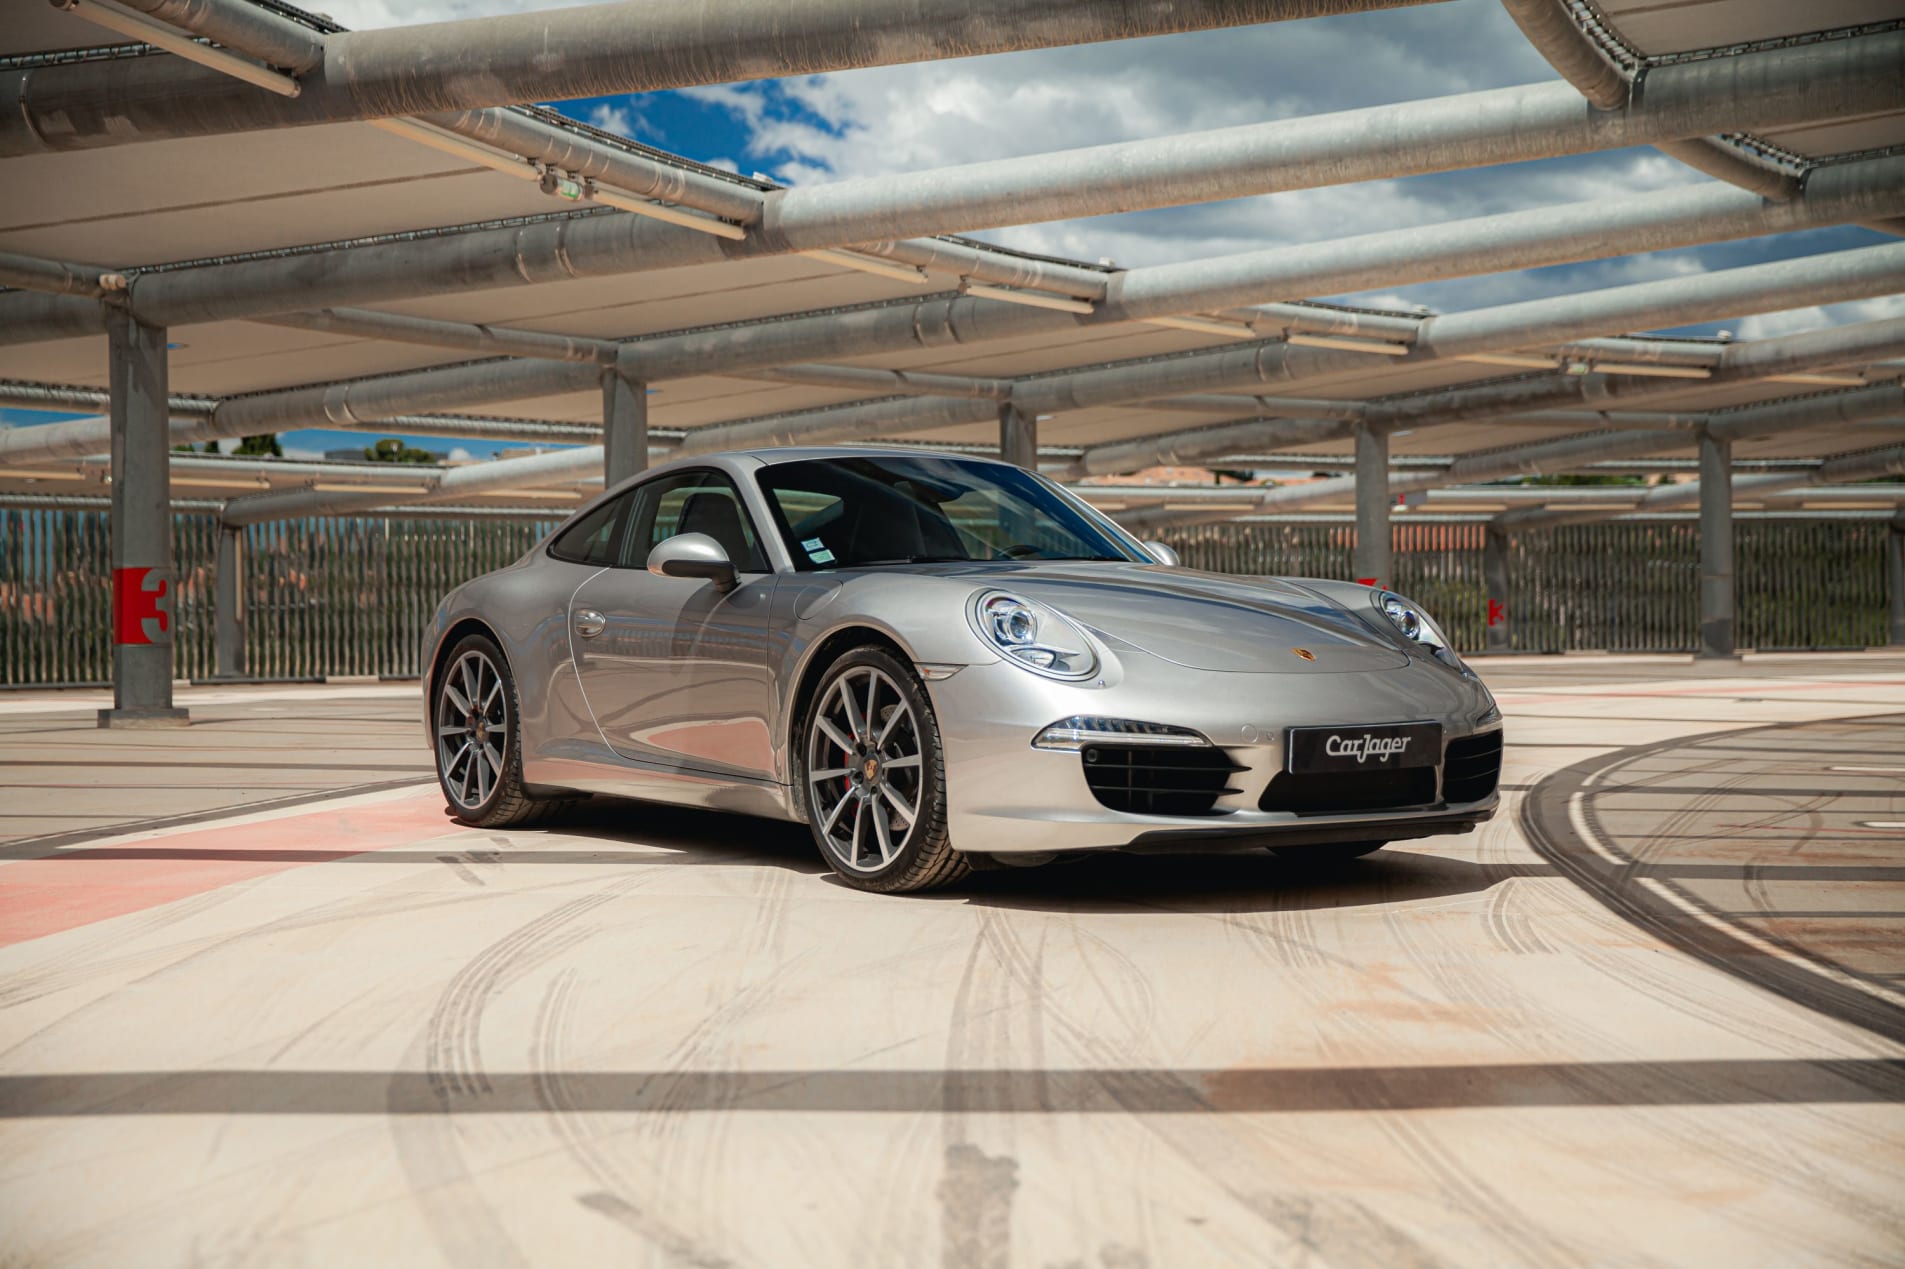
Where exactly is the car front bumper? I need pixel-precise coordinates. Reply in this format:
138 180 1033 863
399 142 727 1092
926 653 1501 857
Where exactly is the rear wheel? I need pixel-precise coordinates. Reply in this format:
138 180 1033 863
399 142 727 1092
802 646 967 893
433 633 569 827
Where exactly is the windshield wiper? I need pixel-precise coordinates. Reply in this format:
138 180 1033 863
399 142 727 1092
849 555 973 566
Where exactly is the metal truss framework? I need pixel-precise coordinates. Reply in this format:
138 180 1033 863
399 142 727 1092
0 0 1902 720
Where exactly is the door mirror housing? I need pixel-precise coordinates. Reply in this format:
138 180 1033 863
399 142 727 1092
646 533 738 592
1142 540 1180 567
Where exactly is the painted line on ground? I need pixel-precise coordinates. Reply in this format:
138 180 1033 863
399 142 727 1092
0 788 460 949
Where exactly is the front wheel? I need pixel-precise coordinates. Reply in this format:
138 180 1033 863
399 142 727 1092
801 646 967 893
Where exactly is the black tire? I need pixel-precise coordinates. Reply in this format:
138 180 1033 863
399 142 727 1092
432 632 572 828
800 645 968 893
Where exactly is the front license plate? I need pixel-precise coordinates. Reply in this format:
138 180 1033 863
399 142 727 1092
1287 721 1441 773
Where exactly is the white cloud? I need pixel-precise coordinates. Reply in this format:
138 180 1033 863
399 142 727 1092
447 447 475 462
282 446 325 462
308 0 576 28
585 102 641 139
1729 296 1905 341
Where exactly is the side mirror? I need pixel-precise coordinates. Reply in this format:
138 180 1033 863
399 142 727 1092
647 533 737 593
1142 540 1180 567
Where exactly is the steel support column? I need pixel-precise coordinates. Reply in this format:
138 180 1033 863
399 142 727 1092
999 404 1037 469
213 524 246 679
602 369 648 487
1697 429 1737 660
1889 510 1905 648
1353 423 1391 588
1483 522 1511 652
99 312 188 727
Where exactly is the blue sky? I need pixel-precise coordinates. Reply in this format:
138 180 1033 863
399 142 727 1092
9 0 1897 455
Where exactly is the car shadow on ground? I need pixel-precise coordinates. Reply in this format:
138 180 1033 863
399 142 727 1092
559 796 1545 914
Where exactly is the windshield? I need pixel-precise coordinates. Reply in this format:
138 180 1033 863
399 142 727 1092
755 454 1145 570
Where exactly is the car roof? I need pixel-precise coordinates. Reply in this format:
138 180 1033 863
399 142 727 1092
737 445 1014 468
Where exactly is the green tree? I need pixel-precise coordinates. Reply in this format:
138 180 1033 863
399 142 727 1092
232 434 283 457
364 437 436 463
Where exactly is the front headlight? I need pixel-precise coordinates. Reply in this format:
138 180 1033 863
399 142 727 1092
968 590 1098 679
1373 589 1450 651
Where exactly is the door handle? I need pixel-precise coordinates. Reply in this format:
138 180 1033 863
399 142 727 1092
573 609 606 639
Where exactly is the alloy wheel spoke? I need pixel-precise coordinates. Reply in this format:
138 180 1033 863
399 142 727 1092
871 801 895 863
438 723 468 738
483 676 503 713
480 739 504 777
863 674 881 742
808 767 851 781
848 798 867 863
820 787 856 835
460 656 479 707
839 675 866 740
881 753 921 770
877 781 916 827
816 716 856 755
443 683 471 714
875 698 908 748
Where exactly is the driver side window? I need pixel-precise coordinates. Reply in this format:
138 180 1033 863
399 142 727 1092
614 470 767 572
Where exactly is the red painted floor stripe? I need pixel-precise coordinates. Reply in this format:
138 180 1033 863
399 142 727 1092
0 794 459 949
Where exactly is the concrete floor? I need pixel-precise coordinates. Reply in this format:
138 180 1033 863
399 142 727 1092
1 656 1902 1266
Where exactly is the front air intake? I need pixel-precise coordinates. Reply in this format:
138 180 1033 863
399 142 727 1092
1080 745 1244 817
1258 767 1437 815
1442 731 1503 803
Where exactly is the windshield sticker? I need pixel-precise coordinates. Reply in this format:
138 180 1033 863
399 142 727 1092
802 537 824 551
806 542 835 563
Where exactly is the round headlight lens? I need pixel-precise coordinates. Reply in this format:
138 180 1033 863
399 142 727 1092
988 597 1039 646
970 591 1097 679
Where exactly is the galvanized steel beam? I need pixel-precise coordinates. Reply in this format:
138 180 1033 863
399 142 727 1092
9 0 1439 154
98 311 188 727
7 145 1902 344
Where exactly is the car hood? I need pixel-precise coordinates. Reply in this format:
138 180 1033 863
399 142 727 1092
922 562 1410 673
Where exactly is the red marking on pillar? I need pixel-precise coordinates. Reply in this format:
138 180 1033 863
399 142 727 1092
112 566 171 645
1357 577 1379 587
1487 599 1506 627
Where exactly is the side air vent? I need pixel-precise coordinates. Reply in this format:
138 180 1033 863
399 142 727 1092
1080 745 1245 817
1258 767 1438 815
1442 730 1504 803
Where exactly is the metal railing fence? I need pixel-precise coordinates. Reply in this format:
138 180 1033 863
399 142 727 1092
1162 518 1893 653
0 508 1892 685
1 509 560 685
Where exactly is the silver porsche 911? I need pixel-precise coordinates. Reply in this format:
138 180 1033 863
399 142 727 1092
423 446 1503 892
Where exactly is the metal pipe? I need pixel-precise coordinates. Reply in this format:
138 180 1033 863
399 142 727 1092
1138 380 1905 527
52 0 302 97
740 364 1013 400
110 0 328 72
0 250 120 298
1108 156 1905 322
760 33 1905 252
1418 241 1905 361
256 308 621 364
8 145 1902 346
5 0 1438 154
